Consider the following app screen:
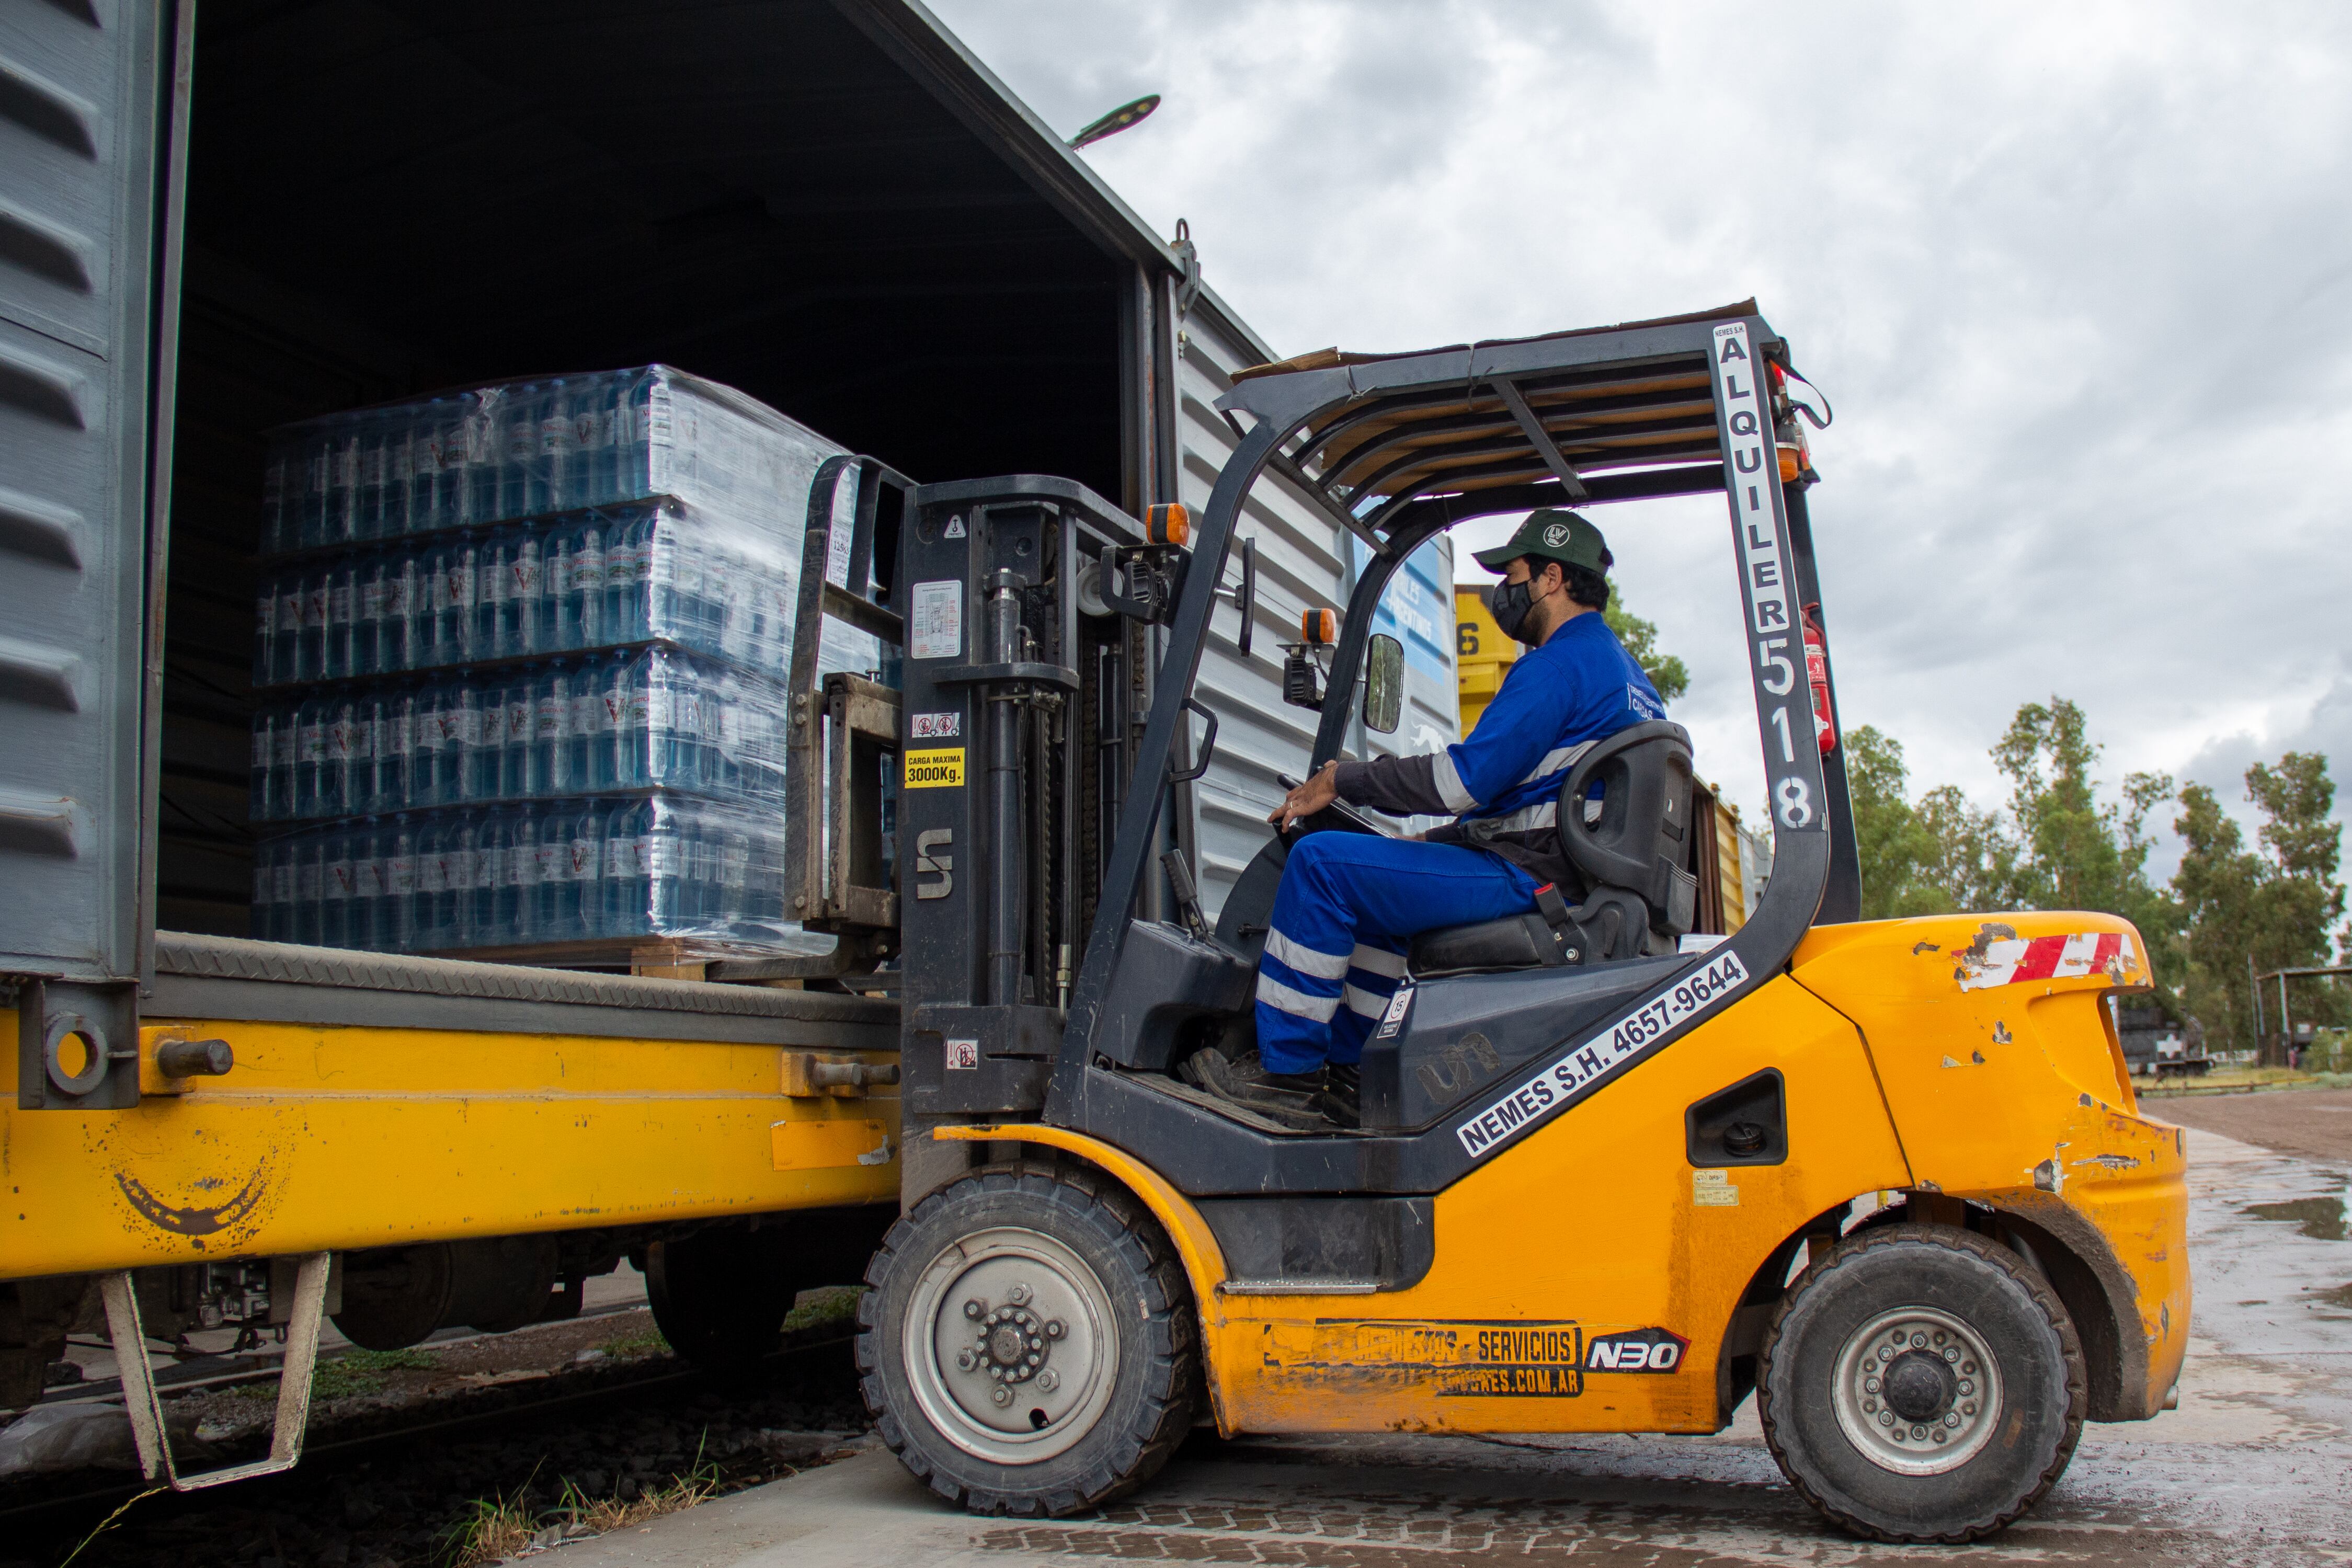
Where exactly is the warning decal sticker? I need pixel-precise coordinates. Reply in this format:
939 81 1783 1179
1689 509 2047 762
904 748 965 788
1266 1320 1587 1399
909 579 962 660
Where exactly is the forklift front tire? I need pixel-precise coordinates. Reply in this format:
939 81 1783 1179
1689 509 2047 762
858 1163 1200 1515
1758 1223 2086 1543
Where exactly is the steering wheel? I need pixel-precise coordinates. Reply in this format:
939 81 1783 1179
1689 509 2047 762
1274 772 1391 844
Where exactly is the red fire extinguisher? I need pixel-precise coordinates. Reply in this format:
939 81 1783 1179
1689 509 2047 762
1802 603 1836 754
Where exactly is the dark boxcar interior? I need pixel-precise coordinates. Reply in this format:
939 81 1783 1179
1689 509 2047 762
161 0 1137 933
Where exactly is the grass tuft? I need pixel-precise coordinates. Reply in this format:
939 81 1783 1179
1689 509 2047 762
437 1437 723 1566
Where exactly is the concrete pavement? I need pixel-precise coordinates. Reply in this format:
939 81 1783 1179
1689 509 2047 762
564 1126 2351 1566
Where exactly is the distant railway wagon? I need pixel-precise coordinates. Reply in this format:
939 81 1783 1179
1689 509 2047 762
0 0 1455 1485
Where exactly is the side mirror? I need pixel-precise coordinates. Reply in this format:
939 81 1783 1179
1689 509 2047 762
1362 633 1404 735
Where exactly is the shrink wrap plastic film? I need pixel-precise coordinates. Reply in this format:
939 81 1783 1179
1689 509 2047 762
249 793 831 956
249 367 890 957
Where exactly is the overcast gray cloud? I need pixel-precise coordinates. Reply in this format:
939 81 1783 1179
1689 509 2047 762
931 0 2352 856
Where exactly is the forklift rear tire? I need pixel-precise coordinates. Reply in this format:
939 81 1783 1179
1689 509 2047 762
1759 1223 2086 1543
858 1163 1200 1516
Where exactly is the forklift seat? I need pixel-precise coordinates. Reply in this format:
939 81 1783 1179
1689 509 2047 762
1408 720 1699 975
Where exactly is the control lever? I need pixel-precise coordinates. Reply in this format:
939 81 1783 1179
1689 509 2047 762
1160 849 1209 938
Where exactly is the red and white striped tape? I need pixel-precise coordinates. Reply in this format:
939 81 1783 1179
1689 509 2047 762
1956 932 2138 992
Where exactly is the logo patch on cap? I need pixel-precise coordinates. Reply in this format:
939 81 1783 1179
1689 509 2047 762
1543 522 1570 547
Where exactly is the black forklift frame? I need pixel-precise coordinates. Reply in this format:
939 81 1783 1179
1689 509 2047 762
1044 301 1863 1195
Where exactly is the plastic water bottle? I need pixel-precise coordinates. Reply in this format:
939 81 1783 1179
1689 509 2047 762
567 651 611 790
324 688 366 815
647 800 687 935
250 702 288 823
611 650 650 787
344 819 381 950
456 809 491 948
319 824 354 948
495 386 533 521
429 535 473 661
476 528 512 657
378 814 417 952
443 673 486 804
473 808 510 944
270 571 302 684
565 517 605 650
567 800 606 938
286 828 321 944
507 805 544 943
460 393 499 525
420 397 460 533
530 662 570 797
537 379 573 513
292 695 330 819
598 799 641 938
531 800 573 940
492 674 530 799
353 413 389 542
293 567 326 681
604 510 649 642
322 557 358 680
253 576 278 689
391 546 427 673
249 839 277 940
506 527 542 656
568 376 615 508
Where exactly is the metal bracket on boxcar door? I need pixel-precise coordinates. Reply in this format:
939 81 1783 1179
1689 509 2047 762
16 977 141 1111
102 1251 333 1489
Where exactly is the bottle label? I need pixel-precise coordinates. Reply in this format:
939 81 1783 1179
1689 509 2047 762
452 706 482 748
481 563 508 606
359 444 385 486
418 852 447 895
571 690 605 734
299 720 327 763
506 844 536 888
355 857 385 900
329 580 354 625
307 584 330 627
506 419 535 462
535 694 566 739
450 563 476 605
256 592 276 636
296 859 321 901
648 835 679 878
325 859 352 901
280 588 305 629
386 573 413 617
252 727 270 768
359 579 387 620
385 709 415 757
570 837 598 878
414 714 443 754
512 552 541 599
274 860 296 901
273 726 298 766
622 689 650 729
385 854 416 895
417 432 444 474
535 840 566 883
541 414 574 456
604 835 630 878
574 543 604 582
507 700 533 745
335 445 359 488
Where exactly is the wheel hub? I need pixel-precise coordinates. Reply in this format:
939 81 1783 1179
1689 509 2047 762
904 1227 1119 1464
1830 1306 2003 1476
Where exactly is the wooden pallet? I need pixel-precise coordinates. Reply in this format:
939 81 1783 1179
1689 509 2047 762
424 935 790 983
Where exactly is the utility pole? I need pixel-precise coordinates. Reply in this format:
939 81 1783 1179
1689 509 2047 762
2249 952 2264 1060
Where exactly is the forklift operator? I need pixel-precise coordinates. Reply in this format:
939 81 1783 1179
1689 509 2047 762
1193 509 1666 1129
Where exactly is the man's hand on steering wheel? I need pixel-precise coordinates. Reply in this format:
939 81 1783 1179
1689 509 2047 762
1269 761 1343 831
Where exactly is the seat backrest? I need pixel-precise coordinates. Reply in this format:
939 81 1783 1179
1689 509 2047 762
1558 720 1698 936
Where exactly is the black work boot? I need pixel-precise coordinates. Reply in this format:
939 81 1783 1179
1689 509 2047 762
1316 1061 1361 1129
1186 1048 1329 1129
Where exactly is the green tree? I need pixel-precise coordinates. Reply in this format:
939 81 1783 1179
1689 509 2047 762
2173 753 2346 1052
1603 593 1688 702
1988 697 2175 941
1843 725 1955 918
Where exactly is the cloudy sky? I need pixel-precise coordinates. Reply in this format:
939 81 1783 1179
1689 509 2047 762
930 0 2352 867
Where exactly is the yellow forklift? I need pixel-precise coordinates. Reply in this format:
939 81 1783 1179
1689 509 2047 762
787 302 2188 1542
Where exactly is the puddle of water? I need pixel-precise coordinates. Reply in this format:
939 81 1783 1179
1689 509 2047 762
2242 1196 2348 1241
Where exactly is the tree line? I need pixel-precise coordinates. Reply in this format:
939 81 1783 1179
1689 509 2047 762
1844 698 2346 1052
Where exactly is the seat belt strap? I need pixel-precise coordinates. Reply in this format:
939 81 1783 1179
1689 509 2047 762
1532 882 1575 932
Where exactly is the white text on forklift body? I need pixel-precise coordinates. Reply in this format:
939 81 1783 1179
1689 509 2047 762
1456 951 1752 1158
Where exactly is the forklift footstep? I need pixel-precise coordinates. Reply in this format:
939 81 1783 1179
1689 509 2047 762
1138 1071 1374 1137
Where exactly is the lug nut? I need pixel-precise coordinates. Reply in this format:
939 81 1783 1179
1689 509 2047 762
964 1299 985 1319
1962 1401 1978 1415
1046 1320 1066 1339
1943 1346 1959 1362
1911 1333 1927 1348
1962 1360 1977 1375
1958 1380 1974 1395
957 1348 977 1370
1932 1430 1948 1444
990 1385 1011 1407
1864 1378 1880 1394
1008 1284 1032 1306
1036 1368 1059 1393
1878 1412 1893 1427
1945 1412 1962 1428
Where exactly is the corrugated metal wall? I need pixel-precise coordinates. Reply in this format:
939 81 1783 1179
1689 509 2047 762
1174 306 1459 918
0 2 176 980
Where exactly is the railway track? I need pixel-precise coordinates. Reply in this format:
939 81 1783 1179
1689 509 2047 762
2 1322 869 1567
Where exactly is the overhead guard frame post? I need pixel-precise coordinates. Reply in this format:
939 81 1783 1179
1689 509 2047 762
1047 309 1842 1191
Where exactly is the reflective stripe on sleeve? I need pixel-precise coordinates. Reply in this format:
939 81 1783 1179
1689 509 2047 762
1433 750 1477 812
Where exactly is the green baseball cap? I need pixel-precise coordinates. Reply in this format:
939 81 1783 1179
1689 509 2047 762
1471 508 1611 575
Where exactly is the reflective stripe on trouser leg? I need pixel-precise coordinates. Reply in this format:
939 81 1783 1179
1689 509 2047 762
1252 832 1543 1077
1329 938 1408 1066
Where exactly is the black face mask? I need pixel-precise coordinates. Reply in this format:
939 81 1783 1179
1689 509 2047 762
1490 575 1551 646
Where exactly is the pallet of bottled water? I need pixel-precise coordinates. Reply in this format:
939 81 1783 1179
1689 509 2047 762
247 367 888 960
250 792 828 956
